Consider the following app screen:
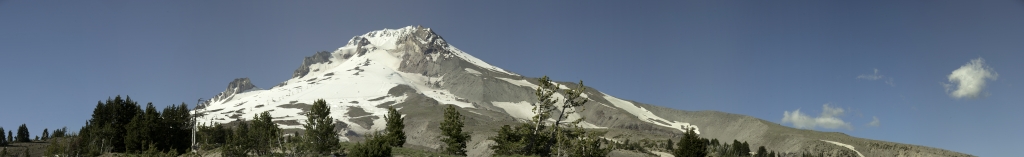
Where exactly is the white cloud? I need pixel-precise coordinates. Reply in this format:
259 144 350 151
857 69 894 86
857 69 884 80
867 116 880 127
782 103 853 130
945 58 998 99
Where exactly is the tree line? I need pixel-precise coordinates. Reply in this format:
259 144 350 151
26 76 832 157
0 123 70 156
38 96 193 156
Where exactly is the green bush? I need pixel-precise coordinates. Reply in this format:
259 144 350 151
348 131 392 157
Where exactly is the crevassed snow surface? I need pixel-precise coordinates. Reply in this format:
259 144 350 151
820 140 865 157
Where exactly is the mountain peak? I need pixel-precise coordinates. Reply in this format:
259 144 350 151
288 25 515 79
211 77 258 102
344 25 448 49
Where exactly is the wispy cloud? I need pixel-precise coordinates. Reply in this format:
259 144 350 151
945 58 998 99
857 68 894 86
867 116 880 127
857 69 884 80
782 103 853 130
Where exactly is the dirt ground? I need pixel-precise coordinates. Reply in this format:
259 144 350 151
1 141 50 157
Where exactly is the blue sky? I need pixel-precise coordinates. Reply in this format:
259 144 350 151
1 0 1021 156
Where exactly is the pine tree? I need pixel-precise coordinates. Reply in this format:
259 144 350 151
124 113 147 152
549 79 593 156
756 146 767 157
742 141 751 156
143 103 161 140
489 76 605 157
125 103 161 153
159 103 192 154
673 127 706 157
489 124 527 155
439 104 470 155
0 127 6 146
17 124 29 142
523 76 559 156
197 123 231 150
560 126 610 157
666 139 673 151
223 121 252 156
52 127 66 138
302 99 339 155
383 106 406 147
349 131 392 157
107 96 141 152
251 111 280 156
731 140 742 156
79 95 141 153
6 130 11 144
42 128 49 141
769 151 776 157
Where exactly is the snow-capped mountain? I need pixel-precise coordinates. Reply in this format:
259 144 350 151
194 26 972 157
196 25 697 140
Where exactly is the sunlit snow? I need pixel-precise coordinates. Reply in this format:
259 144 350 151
821 140 864 157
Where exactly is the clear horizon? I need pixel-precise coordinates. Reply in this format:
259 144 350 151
1 1 1022 156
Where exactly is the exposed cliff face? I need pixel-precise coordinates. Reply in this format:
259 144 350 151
292 51 333 78
210 78 259 103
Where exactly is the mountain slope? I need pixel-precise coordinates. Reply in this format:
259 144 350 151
193 26 972 157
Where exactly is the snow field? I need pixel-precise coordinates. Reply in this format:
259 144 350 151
196 28 485 134
602 93 699 134
198 26 693 140
492 101 534 121
820 140 864 157
465 68 482 75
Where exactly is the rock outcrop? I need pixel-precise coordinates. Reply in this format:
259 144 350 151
210 78 258 102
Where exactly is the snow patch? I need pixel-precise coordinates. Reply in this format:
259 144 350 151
652 151 674 157
493 101 534 120
497 77 536 88
576 121 607 129
820 140 864 157
465 68 482 75
603 93 698 134
447 46 517 76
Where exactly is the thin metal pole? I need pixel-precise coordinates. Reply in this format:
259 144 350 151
193 98 203 152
